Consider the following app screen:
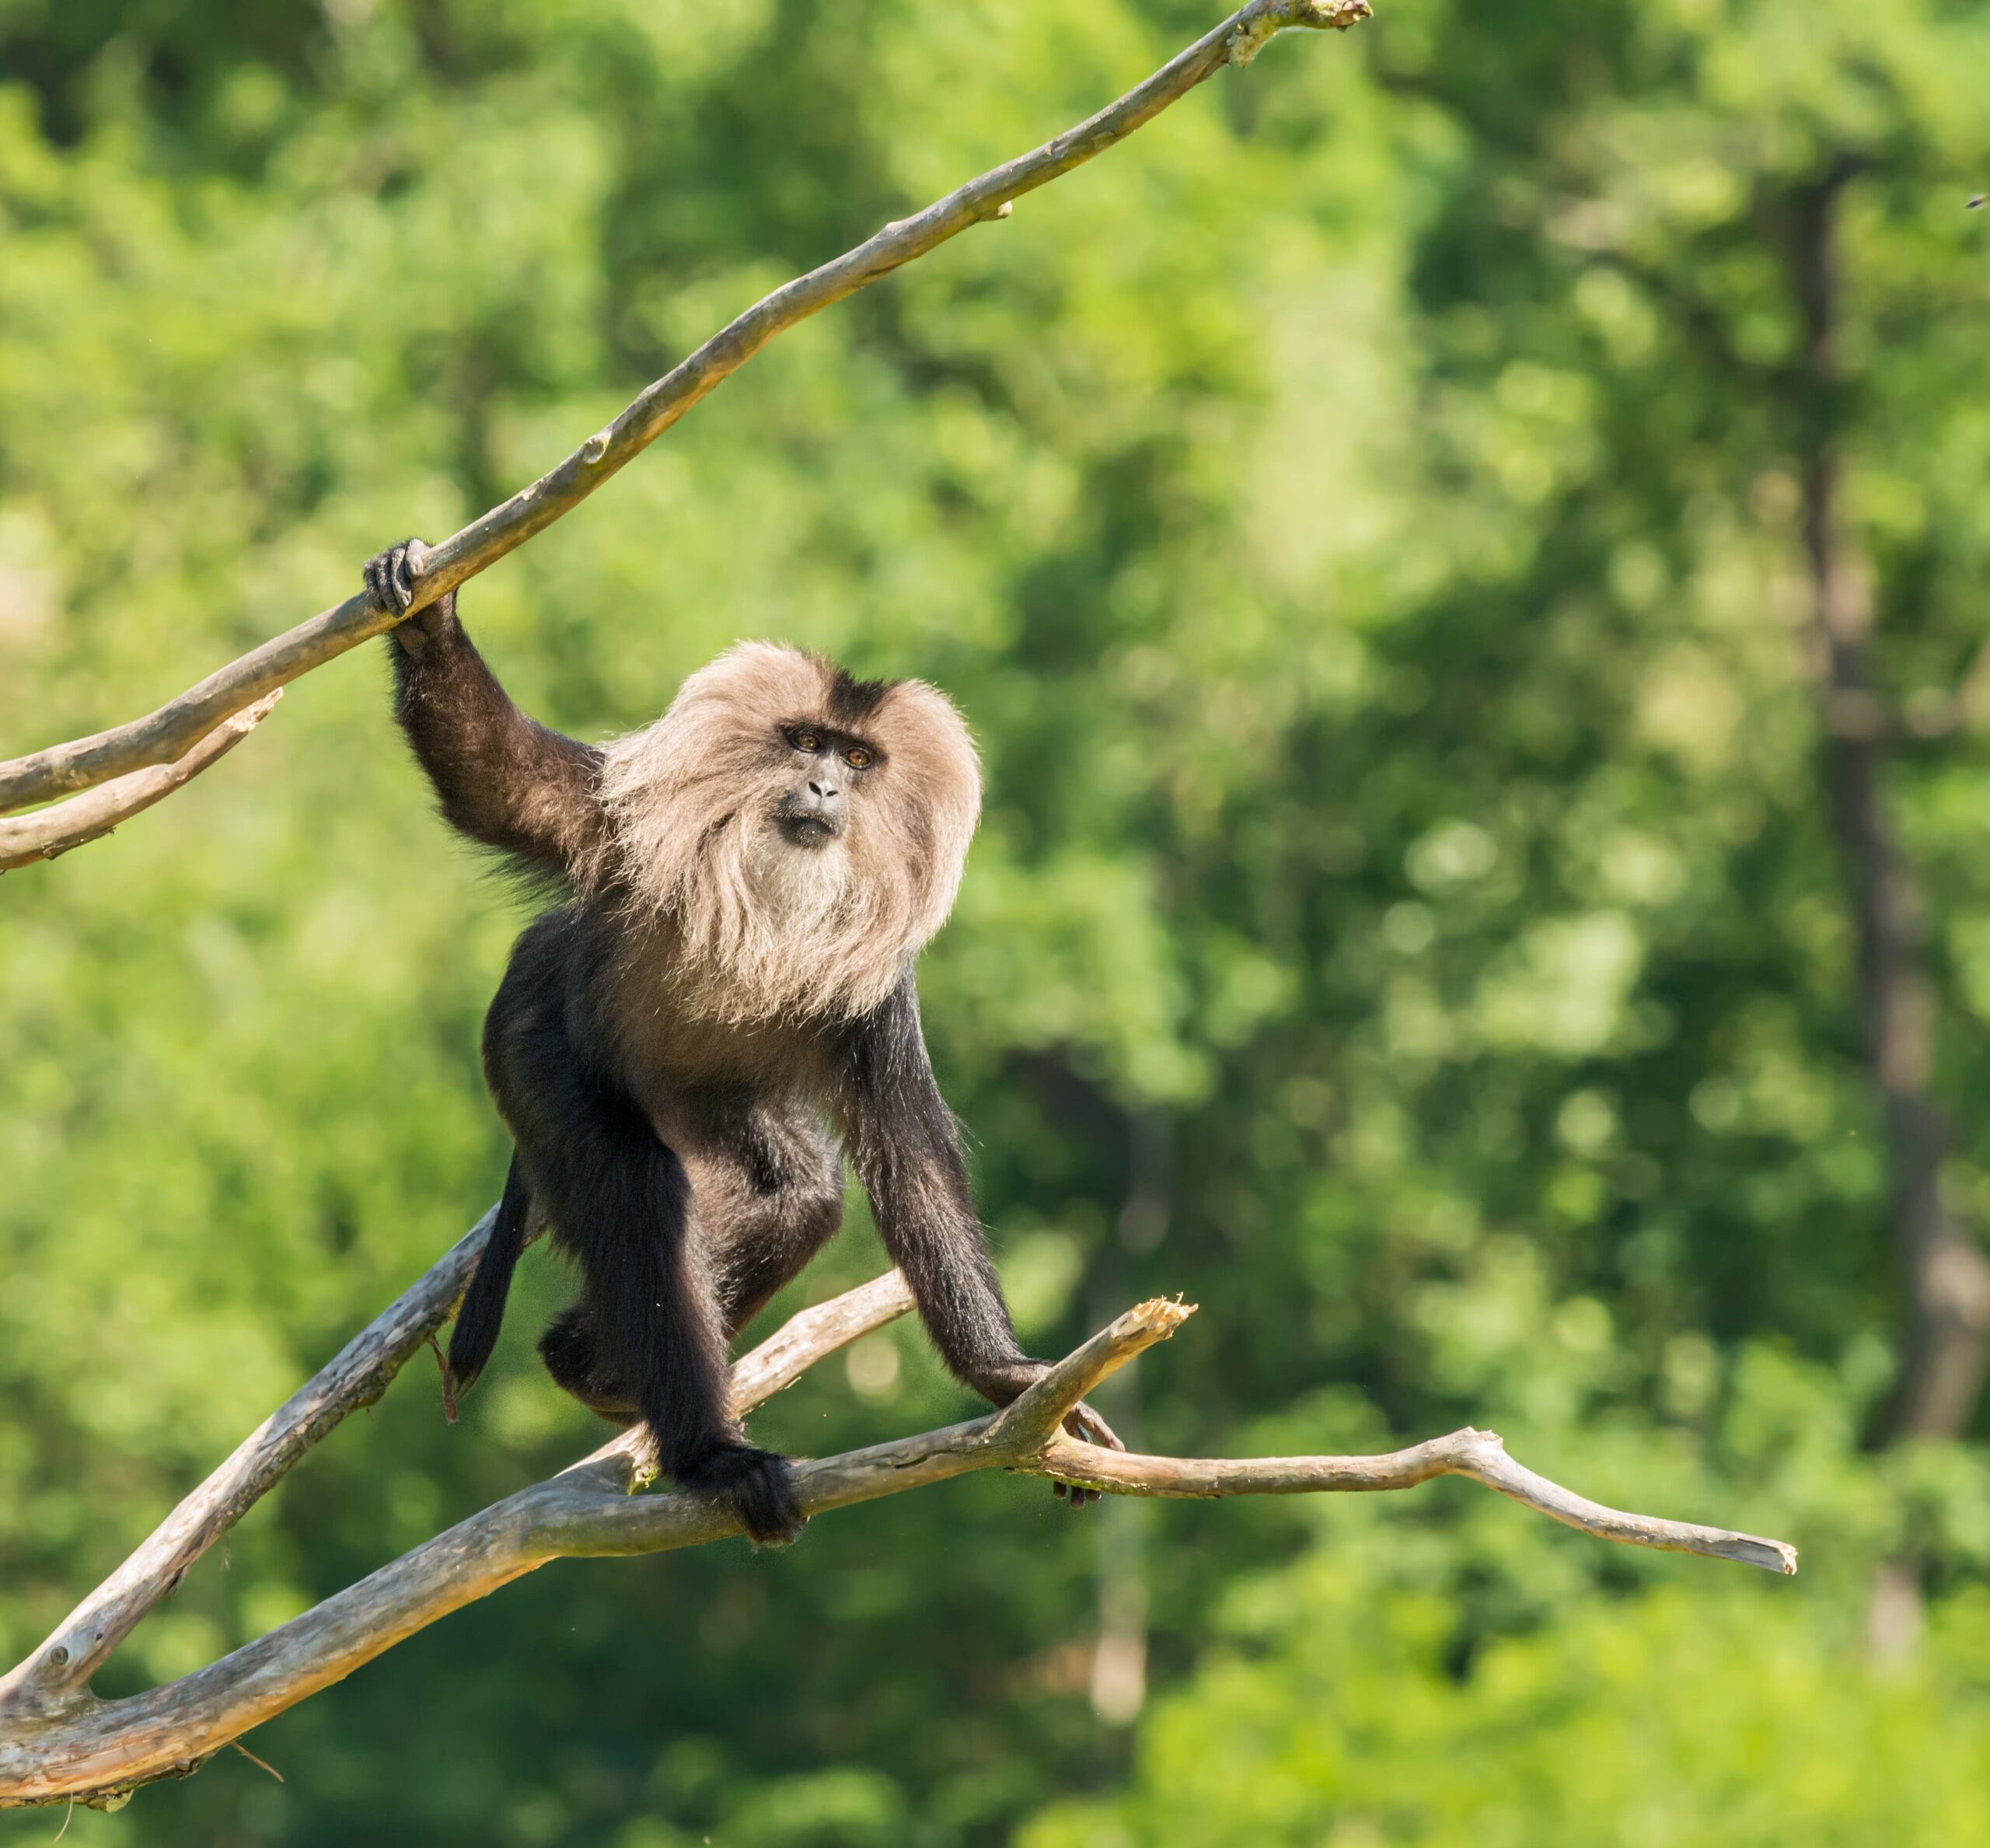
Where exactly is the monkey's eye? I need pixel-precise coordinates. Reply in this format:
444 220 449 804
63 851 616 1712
787 728 824 754
843 745 874 770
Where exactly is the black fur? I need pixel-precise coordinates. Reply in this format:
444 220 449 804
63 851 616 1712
831 981 1044 1403
447 1152 531 1399
367 540 1117 1543
823 662 892 727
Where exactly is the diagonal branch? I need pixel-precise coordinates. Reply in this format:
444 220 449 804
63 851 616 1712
0 1203 506 1717
0 692 281 873
560 1270 919 1491
0 1265 924 1807
0 0 1374 826
0 1274 1795 1811
0 1221 915 1718
987 1297 1196 1446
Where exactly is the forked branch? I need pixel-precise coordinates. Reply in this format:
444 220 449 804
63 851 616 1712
0 0 1375 839
0 1252 1793 1811
0 693 280 873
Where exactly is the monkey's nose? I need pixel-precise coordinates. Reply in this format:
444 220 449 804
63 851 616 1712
808 777 840 800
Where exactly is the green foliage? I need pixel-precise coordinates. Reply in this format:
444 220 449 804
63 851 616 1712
1025 1584 1990 1848
3 1 1990 1843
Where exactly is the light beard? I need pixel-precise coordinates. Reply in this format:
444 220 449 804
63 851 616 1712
745 826 854 924
664 820 882 1025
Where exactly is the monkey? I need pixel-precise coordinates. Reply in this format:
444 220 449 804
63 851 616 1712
365 539 1122 1545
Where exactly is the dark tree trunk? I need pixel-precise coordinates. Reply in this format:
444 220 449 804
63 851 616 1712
1787 166 1990 1653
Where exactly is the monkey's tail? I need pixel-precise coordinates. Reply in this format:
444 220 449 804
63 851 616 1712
446 1152 532 1407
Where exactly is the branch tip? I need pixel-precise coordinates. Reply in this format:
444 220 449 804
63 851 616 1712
1292 0 1374 28
989 1297 1196 1451
1231 0 1372 65
0 687 282 873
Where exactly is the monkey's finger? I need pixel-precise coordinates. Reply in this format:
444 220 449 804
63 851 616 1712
365 538 428 613
389 540 428 610
364 557 407 613
362 555 396 614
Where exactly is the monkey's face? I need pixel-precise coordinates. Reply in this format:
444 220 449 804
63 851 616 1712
770 723 875 851
741 719 871 925
600 643 980 1020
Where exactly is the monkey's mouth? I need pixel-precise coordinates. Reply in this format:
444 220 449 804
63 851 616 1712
773 805 844 848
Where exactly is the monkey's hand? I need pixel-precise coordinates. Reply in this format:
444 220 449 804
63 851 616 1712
676 1442 807 1548
364 536 458 657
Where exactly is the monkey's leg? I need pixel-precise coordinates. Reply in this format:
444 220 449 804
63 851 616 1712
699 1116 847 1339
538 1193 836 1419
543 1114 838 1419
709 1202 842 1340
504 1053 805 1546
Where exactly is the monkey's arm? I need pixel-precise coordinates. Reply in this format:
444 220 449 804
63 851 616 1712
836 978 1121 1449
366 540 606 879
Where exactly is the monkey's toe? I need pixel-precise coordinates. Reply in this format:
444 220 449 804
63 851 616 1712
678 1445 806 1547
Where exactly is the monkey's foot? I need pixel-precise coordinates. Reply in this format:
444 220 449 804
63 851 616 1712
1050 1398 1124 1510
985 1364 1128 1509
677 1444 806 1547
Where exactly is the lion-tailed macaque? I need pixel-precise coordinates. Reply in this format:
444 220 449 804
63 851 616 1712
366 540 1120 1543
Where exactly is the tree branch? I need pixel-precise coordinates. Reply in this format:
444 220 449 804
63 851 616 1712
1032 1432 1797 1573
0 692 281 873
987 1298 1196 1447
0 1266 1793 1811
0 1203 508 1718
0 0 1374 829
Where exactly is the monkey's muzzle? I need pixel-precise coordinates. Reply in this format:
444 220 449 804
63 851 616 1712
774 790 847 847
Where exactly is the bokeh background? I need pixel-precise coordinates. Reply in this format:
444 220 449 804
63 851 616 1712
6 1 1990 1841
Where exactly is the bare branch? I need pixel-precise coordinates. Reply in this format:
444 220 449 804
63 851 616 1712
0 0 1373 828
0 1277 1794 1811
1 1221 912 1716
0 692 280 873
987 1297 1196 1446
0 1204 506 1718
1029 1431 1799 1574
728 1271 920 1417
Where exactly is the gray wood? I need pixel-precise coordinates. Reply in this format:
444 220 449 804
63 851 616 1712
0 1283 1793 1811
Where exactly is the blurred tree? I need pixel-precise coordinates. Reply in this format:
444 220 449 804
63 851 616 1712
3 2 1989 1843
